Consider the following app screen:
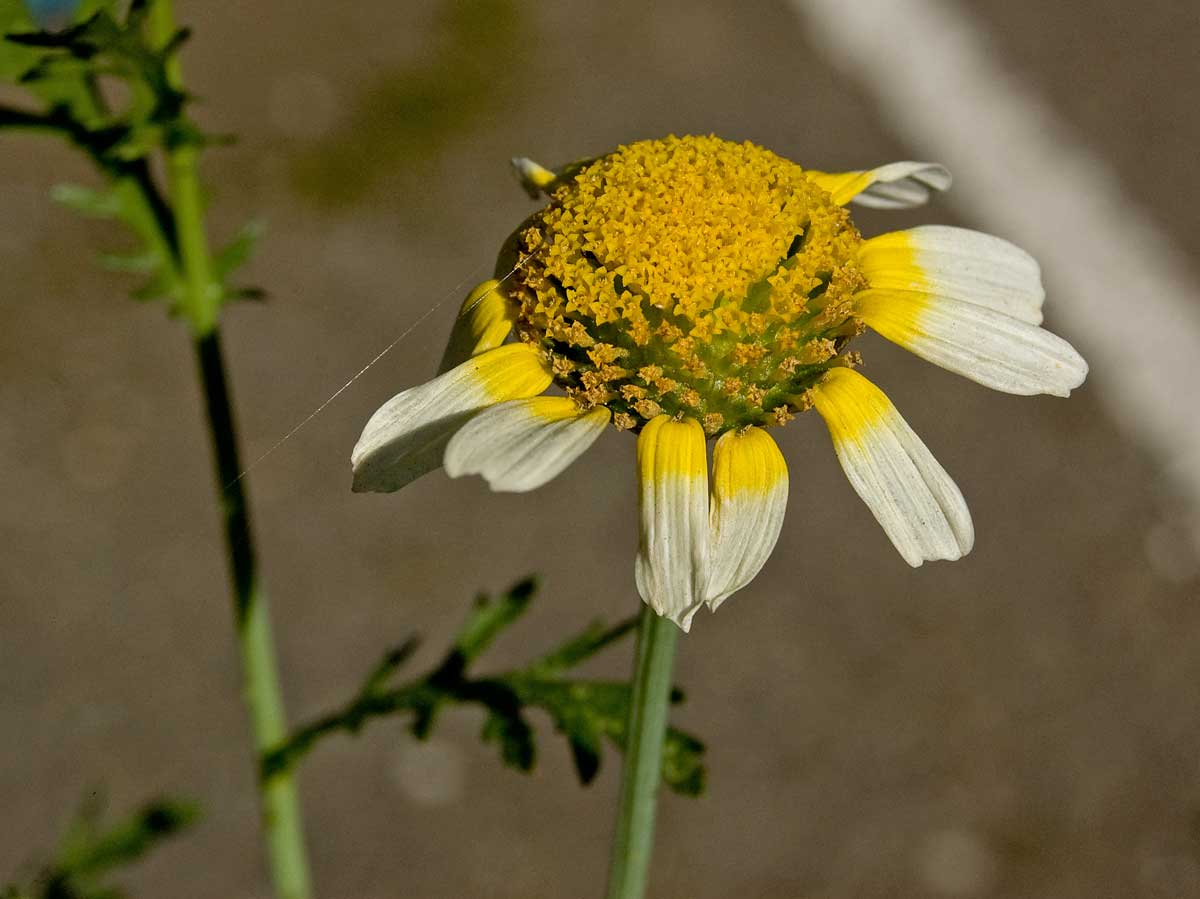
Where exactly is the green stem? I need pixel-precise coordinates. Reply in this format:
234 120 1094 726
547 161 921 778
605 606 679 899
194 334 311 899
147 2 312 896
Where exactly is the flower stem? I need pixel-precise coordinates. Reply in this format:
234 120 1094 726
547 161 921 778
606 606 679 899
194 334 313 899
147 2 312 896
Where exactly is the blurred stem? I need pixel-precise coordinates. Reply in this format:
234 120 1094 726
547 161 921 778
605 606 679 899
149 1 216 337
146 2 313 897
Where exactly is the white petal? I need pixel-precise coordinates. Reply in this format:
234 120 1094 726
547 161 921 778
859 225 1045 325
706 427 789 611
444 396 609 492
351 344 551 493
437 279 517 374
808 161 952 208
634 415 709 631
813 368 973 567
857 290 1088 397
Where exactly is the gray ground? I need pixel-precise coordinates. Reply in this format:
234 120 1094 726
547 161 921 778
2 1 1199 896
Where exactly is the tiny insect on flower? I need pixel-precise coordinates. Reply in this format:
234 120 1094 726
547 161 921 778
352 135 1087 631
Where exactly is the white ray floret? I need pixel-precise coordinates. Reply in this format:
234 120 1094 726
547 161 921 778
351 343 551 493
813 368 974 567
808 160 952 209
445 396 610 493
706 427 789 611
634 415 710 631
856 289 1088 397
859 225 1045 325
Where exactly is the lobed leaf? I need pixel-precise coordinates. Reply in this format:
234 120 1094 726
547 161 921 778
261 577 708 797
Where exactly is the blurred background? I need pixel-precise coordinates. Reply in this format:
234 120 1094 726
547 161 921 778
2 0 1199 896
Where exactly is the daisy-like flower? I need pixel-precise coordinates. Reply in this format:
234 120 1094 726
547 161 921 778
352 135 1087 630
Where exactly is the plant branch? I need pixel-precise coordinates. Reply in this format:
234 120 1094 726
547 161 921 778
262 583 705 798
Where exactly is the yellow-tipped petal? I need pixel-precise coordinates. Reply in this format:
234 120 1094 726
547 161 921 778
812 368 973 567
707 427 789 611
807 161 951 208
437 279 516 374
634 415 709 631
445 396 609 492
352 343 551 493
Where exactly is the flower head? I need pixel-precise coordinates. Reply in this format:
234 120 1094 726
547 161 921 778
353 135 1087 630
507 136 866 435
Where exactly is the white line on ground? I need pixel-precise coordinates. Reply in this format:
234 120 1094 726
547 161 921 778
789 0 1200 520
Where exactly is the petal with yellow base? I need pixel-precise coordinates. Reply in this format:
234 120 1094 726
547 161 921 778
634 415 710 631
352 343 551 493
858 226 1045 325
437 279 517 374
807 161 951 209
511 156 557 198
856 289 1087 397
812 368 973 567
445 396 610 492
706 427 789 611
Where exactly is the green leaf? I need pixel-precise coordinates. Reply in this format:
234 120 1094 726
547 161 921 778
129 270 180 303
663 729 706 796
362 636 420 694
481 707 536 772
3 791 197 899
58 798 197 878
4 6 202 161
454 576 537 662
261 577 708 798
49 181 121 217
223 285 266 303
0 0 37 81
213 219 265 280
532 615 638 676
567 725 602 784
98 250 158 273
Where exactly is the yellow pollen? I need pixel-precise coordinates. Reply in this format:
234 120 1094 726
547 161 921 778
507 134 867 435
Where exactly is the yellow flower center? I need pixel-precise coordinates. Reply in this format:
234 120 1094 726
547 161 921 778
506 134 866 435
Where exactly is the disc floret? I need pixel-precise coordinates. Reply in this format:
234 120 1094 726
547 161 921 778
507 134 867 435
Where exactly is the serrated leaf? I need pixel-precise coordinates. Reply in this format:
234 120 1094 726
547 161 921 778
4 791 197 899
5 5 199 155
59 799 197 877
262 577 708 798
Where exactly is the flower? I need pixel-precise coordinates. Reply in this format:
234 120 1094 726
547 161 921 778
352 135 1087 630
